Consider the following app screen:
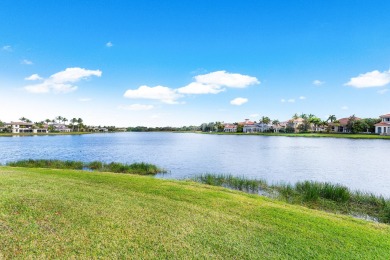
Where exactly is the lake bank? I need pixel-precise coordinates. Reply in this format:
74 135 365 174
0 132 92 137
1 166 389 258
200 131 390 139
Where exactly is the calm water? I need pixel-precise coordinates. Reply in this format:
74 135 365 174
0 132 389 196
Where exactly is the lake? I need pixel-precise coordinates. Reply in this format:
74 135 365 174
1 132 389 196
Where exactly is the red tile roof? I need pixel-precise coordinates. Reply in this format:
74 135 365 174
380 114 390 118
336 117 361 126
375 122 390 126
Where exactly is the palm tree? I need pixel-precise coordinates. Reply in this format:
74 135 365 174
63 118 68 126
70 118 77 131
45 119 51 125
292 113 299 120
56 116 63 124
19 117 27 122
327 115 336 123
77 118 83 132
272 119 280 132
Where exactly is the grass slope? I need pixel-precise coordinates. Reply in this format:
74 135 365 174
1 167 389 259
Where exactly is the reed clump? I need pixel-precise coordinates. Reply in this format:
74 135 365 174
193 174 390 224
6 159 165 175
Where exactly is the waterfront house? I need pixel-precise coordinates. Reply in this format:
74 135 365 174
10 122 49 134
375 114 390 135
51 123 71 132
223 123 237 132
243 121 272 133
329 117 361 133
286 118 304 132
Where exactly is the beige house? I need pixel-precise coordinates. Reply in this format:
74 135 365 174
375 114 390 135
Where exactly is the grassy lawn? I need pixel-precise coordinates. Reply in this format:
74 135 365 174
203 131 390 139
1 167 389 258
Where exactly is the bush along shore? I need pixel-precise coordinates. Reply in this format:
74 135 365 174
5 159 165 175
193 174 390 224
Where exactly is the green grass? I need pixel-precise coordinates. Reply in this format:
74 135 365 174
6 159 165 175
203 131 390 139
194 174 390 224
1 167 390 258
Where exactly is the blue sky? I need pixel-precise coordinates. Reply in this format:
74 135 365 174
1 0 390 126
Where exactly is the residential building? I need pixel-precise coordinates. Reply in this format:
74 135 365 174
375 114 390 135
329 117 361 133
51 123 71 132
10 122 48 134
243 122 272 133
223 124 237 132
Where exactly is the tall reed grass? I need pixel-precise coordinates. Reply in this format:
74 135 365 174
193 174 390 224
6 159 165 175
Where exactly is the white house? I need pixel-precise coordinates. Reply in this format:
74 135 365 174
243 122 272 133
223 124 237 132
375 114 390 135
10 122 48 134
51 123 71 132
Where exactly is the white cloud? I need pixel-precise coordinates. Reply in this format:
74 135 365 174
124 85 182 104
177 70 259 95
299 96 306 100
288 99 295 103
177 82 224 94
79 98 92 102
25 74 43 81
2 45 12 51
195 70 259 88
24 67 102 94
106 41 113 47
230 97 248 106
21 59 33 65
118 104 154 111
313 80 324 86
378 89 389 94
281 99 286 103
341 106 349 110
345 70 390 88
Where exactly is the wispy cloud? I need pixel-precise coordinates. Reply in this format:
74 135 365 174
106 41 113 47
25 74 43 81
345 69 390 88
299 96 306 100
341 105 349 110
178 70 259 94
118 104 154 111
124 85 183 104
1 45 12 52
313 80 324 86
281 98 295 103
377 89 389 94
21 59 33 65
79 98 92 102
24 67 102 94
230 97 248 106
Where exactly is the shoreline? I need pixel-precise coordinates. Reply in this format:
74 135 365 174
198 131 390 139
